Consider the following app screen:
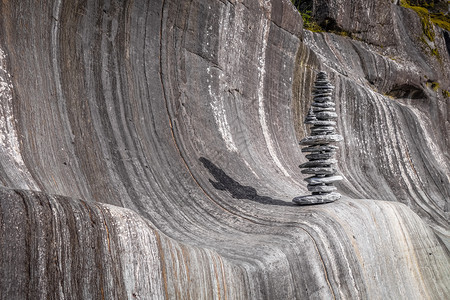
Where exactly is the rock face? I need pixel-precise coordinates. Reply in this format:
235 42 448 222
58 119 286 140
300 0 450 239
294 71 343 204
0 0 449 299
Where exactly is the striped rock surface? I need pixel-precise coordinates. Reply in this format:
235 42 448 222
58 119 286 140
0 0 448 299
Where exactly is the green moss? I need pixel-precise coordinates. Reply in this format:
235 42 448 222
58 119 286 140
401 0 436 8
430 13 450 32
300 11 324 32
404 4 435 41
291 1 324 32
426 81 441 90
442 89 450 98
426 81 450 96
431 81 440 90
336 30 350 37
431 48 440 58
399 2 448 59
291 1 366 38
400 2 450 35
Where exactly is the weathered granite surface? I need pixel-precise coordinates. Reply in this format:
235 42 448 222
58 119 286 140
0 0 448 299
301 0 450 242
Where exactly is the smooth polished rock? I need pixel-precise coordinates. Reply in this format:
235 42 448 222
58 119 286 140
311 127 336 134
315 80 332 85
0 0 449 299
315 111 338 120
307 120 337 126
304 108 317 124
314 88 335 93
315 85 333 89
312 102 335 107
301 145 339 152
307 185 337 193
305 152 334 160
312 107 335 112
292 192 341 204
311 125 336 132
305 175 344 185
313 94 332 98
310 125 335 131
299 134 343 145
299 159 337 168
301 167 337 175
312 94 333 99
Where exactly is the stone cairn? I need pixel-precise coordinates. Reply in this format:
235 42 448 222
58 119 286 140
293 71 343 205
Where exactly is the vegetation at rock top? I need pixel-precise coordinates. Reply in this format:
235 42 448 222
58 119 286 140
399 0 449 58
291 0 450 34
401 0 450 35
430 12 450 31
290 0 323 32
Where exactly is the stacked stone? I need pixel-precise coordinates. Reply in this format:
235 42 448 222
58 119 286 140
293 71 343 205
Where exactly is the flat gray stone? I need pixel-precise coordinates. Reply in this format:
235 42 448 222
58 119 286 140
306 152 334 160
305 175 343 185
314 81 333 86
313 94 332 100
304 108 316 124
315 82 329 86
311 127 335 134
313 85 332 89
316 111 338 120
307 185 337 193
301 167 337 175
311 131 336 136
312 102 335 107
311 125 335 131
312 107 335 112
314 89 334 94
311 125 336 132
314 84 335 89
316 72 328 79
301 145 339 152
292 192 341 205
299 134 343 145
303 120 337 126
299 159 337 168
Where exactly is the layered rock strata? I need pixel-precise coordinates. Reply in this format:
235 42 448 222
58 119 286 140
0 0 449 298
293 72 343 204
